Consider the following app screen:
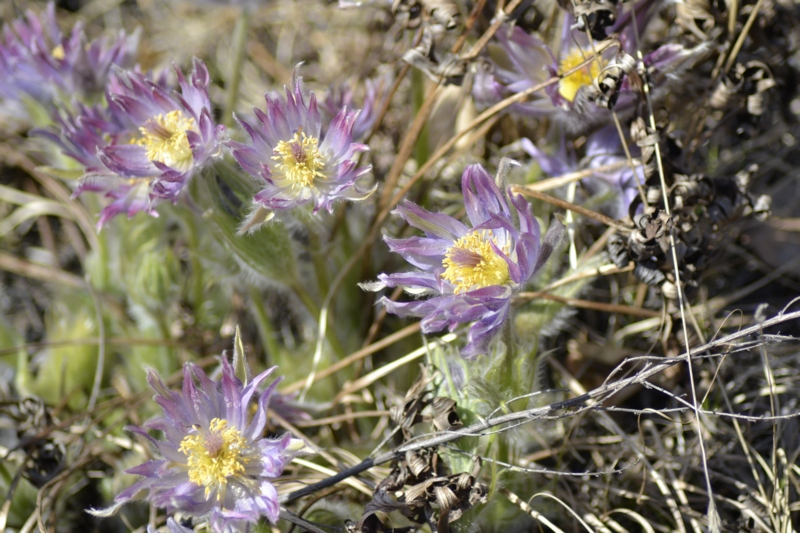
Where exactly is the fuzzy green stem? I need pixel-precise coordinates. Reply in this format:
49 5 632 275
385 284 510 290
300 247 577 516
250 289 280 365
291 281 319 317
290 282 346 359
223 7 249 128
307 227 330 299
95 224 110 291
182 211 205 319
500 312 516 392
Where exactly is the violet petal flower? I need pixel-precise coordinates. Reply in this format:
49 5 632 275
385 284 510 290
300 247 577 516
35 64 216 228
99 58 225 203
36 100 127 172
472 26 555 117
474 9 703 131
114 359 297 529
228 77 374 214
373 164 561 358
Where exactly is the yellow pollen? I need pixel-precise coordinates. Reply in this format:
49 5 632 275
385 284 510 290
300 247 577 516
271 129 326 188
442 232 511 294
178 418 248 500
558 49 605 102
136 110 196 170
51 44 65 60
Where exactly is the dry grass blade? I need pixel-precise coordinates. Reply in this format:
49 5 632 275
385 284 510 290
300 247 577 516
510 186 629 230
333 333 458 403
500 488 566 533
519 160 642 193
530 492 594 532
0 251 85 288
0 144 98 248
282 322 421 395
606 509 656 533
514 291 661 318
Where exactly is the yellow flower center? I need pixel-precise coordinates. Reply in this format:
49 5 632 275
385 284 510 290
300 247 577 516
271 129 326 188
137 110 196 170
51 44 65 60
442 232 511 293
558 49 605 102
178 418 249 500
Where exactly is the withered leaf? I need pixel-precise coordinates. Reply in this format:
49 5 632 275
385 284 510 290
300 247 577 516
431 396 461 432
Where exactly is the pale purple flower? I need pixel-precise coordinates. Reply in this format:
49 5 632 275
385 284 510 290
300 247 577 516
98 58 225 204
472 25 556 117
473 8 703 131
521 127 644 219
373 164 561 358
228 78 373 215
35 64 217 228
113 359 295 530
0 2 138 119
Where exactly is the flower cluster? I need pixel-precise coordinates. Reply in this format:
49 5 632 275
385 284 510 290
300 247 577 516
372 164 561 358
112 358 298 529
229 77 374 217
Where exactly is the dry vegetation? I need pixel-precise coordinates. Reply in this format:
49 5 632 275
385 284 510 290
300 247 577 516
1 0 800 532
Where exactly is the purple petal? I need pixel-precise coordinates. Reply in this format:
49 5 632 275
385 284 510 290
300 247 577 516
461 301 510 359
462 164 510 226
394 202 468 240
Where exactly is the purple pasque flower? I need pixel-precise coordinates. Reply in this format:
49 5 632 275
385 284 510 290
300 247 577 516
473 6 703 131
374 164 560 358
0 2 138 118
34 67 203 230
228 78 373 215
115 358 296 529
99 58 225 204
472 24 556 117
521 126 644 220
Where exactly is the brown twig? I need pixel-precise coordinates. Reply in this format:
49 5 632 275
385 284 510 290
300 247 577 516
514 291 661 318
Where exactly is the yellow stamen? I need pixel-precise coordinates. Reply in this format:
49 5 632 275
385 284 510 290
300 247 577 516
271 128 326 188
442 232 510 293
558 49 605 102
51 44 65 60
136 110 196 170
178 418 249 500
